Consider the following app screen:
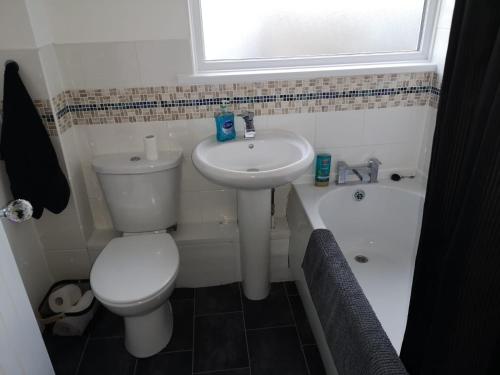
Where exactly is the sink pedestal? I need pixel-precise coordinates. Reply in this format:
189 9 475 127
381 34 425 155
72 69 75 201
192 130 315 300
237 189 271 300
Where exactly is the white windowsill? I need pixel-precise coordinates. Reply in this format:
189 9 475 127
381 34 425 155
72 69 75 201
178 61 437 85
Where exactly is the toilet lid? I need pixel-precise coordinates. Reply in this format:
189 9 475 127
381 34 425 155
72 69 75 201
90 233 179 305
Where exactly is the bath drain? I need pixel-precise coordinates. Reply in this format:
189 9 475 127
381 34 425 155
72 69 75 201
354 255 369 263
353 190 366 201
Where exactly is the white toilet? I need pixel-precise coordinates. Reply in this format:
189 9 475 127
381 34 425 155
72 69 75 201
89 150 182 358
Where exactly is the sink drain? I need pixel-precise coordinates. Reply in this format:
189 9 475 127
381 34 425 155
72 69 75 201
354 255 369 263
353 189 366 201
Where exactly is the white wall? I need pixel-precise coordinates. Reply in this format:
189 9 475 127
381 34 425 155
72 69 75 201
77 106 428 230
0 0 37 49
55 40 192 90
0 0 451 281
0 0 51 99
45 0 190 44
39 129 93 281
30 0 439 232
431 0 455 82
1 0 189 48
0 0 55 310
24 0 53 48
417 0 455 180
417 107 437 180
34 41 95 281
0 49 49 100
38 0 192 90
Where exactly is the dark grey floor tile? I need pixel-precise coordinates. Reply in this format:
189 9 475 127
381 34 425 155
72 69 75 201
171 288 195 300
303 345 326 375
285 281 299 296
195 283 242 315
136 351 192 375
195 369 250 375
247 327 308 375
90 306 124 338
44 333 87 375
162 299 194 352
194 312 248 372
289 295 315 345
77 337 135 375
243 283 294 329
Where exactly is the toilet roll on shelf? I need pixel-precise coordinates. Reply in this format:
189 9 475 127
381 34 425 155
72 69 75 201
39 280 100 336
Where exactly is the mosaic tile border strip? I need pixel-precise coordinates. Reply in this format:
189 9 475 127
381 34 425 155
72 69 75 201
63 86 433 113
51 71 440 134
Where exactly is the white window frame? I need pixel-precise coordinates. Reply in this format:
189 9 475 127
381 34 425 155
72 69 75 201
188 0 440 74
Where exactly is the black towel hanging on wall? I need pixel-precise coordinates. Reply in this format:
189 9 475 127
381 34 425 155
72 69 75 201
0 61 70 219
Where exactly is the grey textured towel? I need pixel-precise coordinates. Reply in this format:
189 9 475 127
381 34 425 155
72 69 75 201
302 229 407 375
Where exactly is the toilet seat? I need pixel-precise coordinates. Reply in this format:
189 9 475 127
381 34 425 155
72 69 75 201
90 233 179 306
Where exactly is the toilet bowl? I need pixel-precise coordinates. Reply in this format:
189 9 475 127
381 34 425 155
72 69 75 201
90 150 183 358
90 233 179 358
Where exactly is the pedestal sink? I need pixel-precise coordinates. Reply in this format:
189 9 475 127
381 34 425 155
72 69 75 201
192 130 314 300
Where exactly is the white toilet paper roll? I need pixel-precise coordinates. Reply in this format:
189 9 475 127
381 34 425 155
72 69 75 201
144 134 158 161
67 290 94 313
48 284 82 313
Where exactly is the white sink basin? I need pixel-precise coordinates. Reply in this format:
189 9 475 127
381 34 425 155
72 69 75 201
192 130 314 190
192 129 314 300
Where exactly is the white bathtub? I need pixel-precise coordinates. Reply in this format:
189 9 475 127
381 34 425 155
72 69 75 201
287 179 425 375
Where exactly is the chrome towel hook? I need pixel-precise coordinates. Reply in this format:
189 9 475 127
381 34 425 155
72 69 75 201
0 199 33 222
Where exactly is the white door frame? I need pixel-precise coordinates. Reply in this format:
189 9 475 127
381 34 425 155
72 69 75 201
0 220 54 374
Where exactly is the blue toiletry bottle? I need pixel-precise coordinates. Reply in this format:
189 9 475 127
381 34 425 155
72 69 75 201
315 153 332 186
215 101 235 142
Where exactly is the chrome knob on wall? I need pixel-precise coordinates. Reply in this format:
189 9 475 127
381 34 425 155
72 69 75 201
0 199 33 223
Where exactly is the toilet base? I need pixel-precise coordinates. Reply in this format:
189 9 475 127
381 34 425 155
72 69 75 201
123 301 173 358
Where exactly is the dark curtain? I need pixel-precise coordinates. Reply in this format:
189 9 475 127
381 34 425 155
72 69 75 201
400 1 500 374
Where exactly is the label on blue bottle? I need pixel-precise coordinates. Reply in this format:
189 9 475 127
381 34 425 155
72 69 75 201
222 120 234 134
315 154 331 185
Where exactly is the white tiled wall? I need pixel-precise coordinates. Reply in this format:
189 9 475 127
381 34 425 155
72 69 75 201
0 3 55 308
0 49 49 100
432 0 455 80
418 107 438 180
33 132 94 281
44 0 190 44
54 39 192 90
45 249 91 280
76 105 430 229
418 0 455 179
0 0 446 286
0 0 37 49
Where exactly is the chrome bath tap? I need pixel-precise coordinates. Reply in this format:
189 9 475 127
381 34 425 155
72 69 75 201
238 111 255 139
336 158 382 185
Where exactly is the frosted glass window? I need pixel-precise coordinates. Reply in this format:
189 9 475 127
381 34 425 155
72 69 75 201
200 0 426 61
